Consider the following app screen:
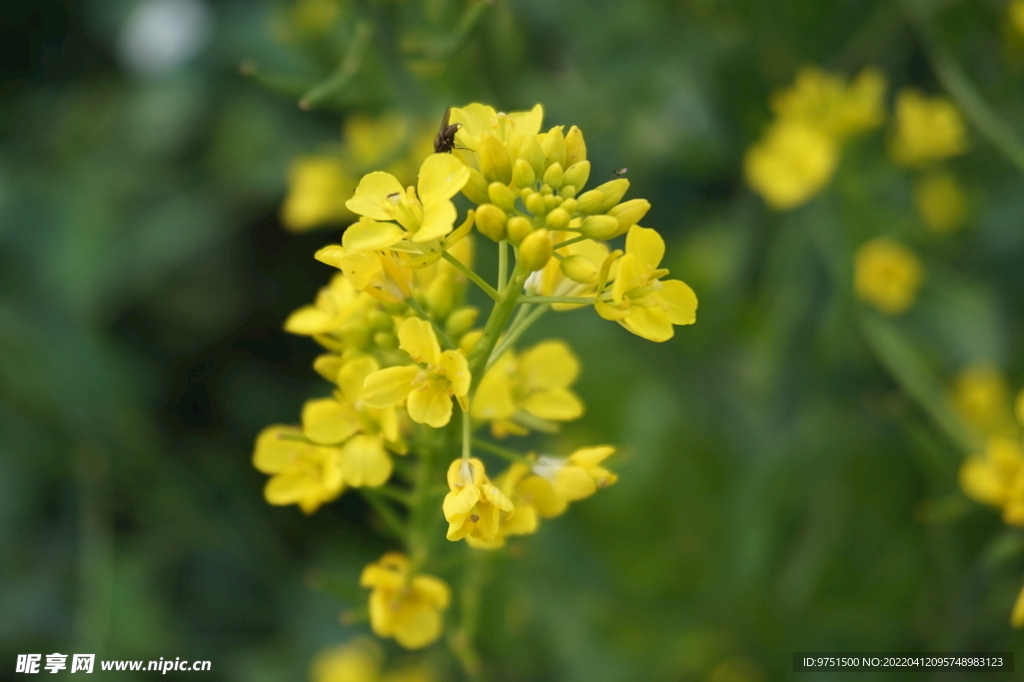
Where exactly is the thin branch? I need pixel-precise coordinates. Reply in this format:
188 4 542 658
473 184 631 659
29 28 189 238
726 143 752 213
444 252 501 301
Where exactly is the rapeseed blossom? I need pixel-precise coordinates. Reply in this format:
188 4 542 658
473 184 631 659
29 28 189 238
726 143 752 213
890 89 968 167
959 437 1024 526
361 553 451 649
950 364 1019 439
853 237 923 315
257 102 692 655
745 66 886 210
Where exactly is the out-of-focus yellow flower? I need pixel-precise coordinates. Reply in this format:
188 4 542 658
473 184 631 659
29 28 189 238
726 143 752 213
344 114 436 184
362 318 471 427
252 425 344 513
310 639 381 682
443 458 514 544
283 273 381 350
771 66 886 139
472 340 584 437
1013 579 1024 628
596 225 698 342
959 437 1024 525
1009 0 1024 37
532 446 618 502
281 157 354 232
914 172 968 234
853 237 923 315
890 89 968 166
315 245 417 304
744 120 838 210
489 463 567 541
360 553 450 650
950 364 1019 438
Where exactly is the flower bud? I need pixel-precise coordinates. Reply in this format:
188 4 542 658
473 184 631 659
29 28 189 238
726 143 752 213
474 203 507 242
488 182 517 212
591 179 630 213
519 136 545 178
545 207 571 230
462 168 490 205
560 254 598 284
518 229 553 271
607 198 651 236
541 126 566 169
445 306 479 338
559 185 577 199
512 158 536 188
479 134 512 185
544 195 560 212
506 216 533 245
563 161 590 191
542 162 564 189
560 198 578 214
427 274 456 319
565 125 587 165
579 215 620 240
525 191 546 217
459 329 482 354
373 331 398 349
539 184 553 196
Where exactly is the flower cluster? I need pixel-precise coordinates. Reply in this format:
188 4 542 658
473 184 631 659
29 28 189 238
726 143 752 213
254 103 697 652
953 366 1024 625
744 66 886 210
310 637 434 682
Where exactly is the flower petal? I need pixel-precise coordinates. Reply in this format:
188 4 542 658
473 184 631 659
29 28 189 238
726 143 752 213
345 171 404 220
519 340 579 390
362 366 419 408
625 224 665 272
283 306 335 335
302 398 359 444
253 425 306 473
417 153 470 204
342 217 407 253
554 466 598 501
338 355 380 403
658 279 698 325
439 350 471 398
398 317 441 366
621 305 674 342
407 381 454 427
340 434 393 487
412 200 457 243
521 388 583 421
471 370 517 420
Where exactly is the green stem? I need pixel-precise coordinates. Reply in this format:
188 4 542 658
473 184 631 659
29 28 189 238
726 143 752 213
360 488 407 540
552 234 587 250
487 304 550 370
406 296 457 350
909 6 1024 174
299 21 374 110
462 408 472 461
498 241 508 294
471 439 533 466
444 252 501 301
408 440 439 572
518 295 593 305
468 268 529 390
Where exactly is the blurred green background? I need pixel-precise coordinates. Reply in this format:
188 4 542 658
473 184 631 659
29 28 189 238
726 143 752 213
4 0 1024 680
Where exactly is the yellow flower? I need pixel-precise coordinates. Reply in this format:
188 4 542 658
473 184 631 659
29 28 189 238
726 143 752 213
281 156 354 232
959 437 1024 525
914 172 968 234
890 89 968 166
252 425 344 514
595 225 698 342
771 65 886 139
448 103 545 167
300 357 403 488
284 273 380 343
360 553 450 650
472 340 584 437
487 462 569 543
309 640 381 682
362 318 471 427
343 114 436 186
744 120 838 210
345 154 470 245
1012 0 1024 36
853 237 923 315
531 446 618 502
950 364 1018 438
443 458 514 544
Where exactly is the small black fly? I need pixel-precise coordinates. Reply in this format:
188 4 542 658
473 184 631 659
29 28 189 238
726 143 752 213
433 106 462 153
613 167 628 178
